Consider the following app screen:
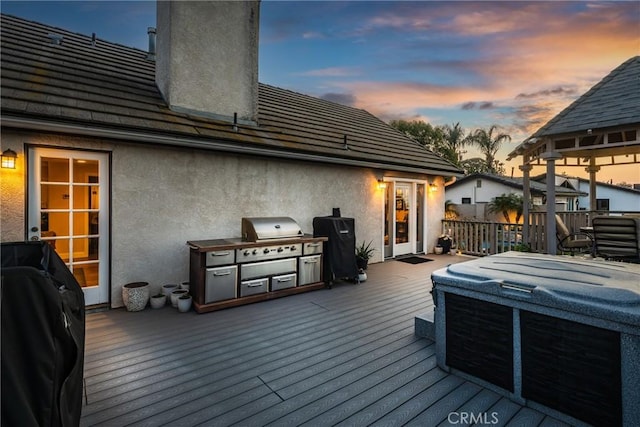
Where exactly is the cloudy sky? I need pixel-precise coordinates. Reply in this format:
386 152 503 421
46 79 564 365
2 1 639 183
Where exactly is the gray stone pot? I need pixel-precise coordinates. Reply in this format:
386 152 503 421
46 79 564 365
122 282 150 312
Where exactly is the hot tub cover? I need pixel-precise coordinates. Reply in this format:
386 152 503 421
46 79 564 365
431 251 640 328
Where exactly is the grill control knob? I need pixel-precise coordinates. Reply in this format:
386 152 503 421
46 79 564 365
263 248 270 254
290 246 297 251
277 247 284 252
252 249 258 255
243 250 250 256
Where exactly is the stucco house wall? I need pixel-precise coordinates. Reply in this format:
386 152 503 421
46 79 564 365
1 130 445 307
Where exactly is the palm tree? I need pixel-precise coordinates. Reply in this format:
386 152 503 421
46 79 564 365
471 125 511 174
487 193 523 223
437 122 471 167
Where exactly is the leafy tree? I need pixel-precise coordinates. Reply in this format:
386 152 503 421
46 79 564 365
460 157 491 174
470 125 511 174
487 193 524 223
389 119 444 151
444 199 459 220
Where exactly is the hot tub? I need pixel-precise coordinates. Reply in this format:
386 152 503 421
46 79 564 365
431 252 640 427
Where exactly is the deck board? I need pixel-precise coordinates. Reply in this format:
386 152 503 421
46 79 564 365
80 255 568 426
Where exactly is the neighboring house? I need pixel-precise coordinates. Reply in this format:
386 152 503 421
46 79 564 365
533 174 640 212
445 173 585 221
0 3 461 308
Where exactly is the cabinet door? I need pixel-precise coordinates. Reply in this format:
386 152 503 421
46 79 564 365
205 265 237 303
299 255 321 285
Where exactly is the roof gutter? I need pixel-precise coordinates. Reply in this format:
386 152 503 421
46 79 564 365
2 116 464 177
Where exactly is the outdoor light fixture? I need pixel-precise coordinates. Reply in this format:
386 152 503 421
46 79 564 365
377 179 387 190
1 149 17 169
429 181 438 192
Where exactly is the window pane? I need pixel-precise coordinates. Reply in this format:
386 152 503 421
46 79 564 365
73 185 99 209
73 262 99 287
55 238 70 262
73 159 99 183
41 184 69 209
72 237 99 260
41 157 69 182
44 212 69 236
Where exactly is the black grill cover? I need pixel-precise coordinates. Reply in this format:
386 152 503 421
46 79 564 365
1 241 85 427
313 216 359 282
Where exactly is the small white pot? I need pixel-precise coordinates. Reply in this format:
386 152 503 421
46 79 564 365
150 294 166 309
162 284 179 298
180 281 190 291
434 247 443 255
170 289 189 307
178 294 192 313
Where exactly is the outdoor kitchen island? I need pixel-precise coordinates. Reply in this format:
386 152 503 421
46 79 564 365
188 218 330 313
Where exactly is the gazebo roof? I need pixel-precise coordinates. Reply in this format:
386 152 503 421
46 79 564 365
508 56 640 166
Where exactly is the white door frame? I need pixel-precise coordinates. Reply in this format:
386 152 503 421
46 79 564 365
382 179 428 258
28 147 110 306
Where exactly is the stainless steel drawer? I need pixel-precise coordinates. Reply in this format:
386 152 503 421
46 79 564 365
241 258 296 280
205 250 235 267
205 265 237 303
303 241 323 255
240 278 268 297
271 273 297 291
299 255 322 285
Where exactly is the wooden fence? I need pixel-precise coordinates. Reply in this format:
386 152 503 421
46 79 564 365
442 211 637 256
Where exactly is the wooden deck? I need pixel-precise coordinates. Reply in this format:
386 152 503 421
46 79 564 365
81 255 569 427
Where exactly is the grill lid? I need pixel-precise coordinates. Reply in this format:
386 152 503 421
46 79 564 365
242 217 304 241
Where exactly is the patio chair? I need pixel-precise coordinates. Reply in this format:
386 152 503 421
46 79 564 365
555 215 593 255
592 215 640 263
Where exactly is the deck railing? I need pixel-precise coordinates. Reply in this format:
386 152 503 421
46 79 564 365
443 210 638 256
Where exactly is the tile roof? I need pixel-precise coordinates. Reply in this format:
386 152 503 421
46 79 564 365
0 14 462 176
532 56 640 138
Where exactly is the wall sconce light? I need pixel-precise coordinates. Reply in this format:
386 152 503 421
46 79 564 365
429 181 438 192
377 179 387 190
1 149 17 169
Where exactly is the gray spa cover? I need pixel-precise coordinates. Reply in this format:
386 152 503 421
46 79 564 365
431 251 640 327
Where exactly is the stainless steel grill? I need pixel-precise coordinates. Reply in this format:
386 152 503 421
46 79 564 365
241 217 303 242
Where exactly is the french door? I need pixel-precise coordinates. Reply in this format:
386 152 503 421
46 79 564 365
28 147 110 306
384 181 426 258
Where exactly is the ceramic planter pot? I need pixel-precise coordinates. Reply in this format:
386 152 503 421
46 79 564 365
162 284 179 298
170 289 189 307
122 282 149 312
177 294 192 313
150 294 166 309
180 281 190 291
434 246 443 255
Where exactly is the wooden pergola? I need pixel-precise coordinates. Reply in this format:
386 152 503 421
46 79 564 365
507 56 640 254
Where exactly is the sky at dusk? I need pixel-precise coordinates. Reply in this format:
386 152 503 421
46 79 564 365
2 1 639 184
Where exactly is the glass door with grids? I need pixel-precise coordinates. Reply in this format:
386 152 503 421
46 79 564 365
28 147 110 306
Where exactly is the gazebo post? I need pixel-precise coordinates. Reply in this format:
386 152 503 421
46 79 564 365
519 163 532 247
540 150 562 255
586 159 600 224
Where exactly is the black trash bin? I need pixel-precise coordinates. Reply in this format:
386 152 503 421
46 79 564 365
1 241 85 427
313 216 359 286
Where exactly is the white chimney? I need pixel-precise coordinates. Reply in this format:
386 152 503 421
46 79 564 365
156 1 259 124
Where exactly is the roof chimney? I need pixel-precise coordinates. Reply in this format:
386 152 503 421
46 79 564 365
147 27 156 61
156 1 259 124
